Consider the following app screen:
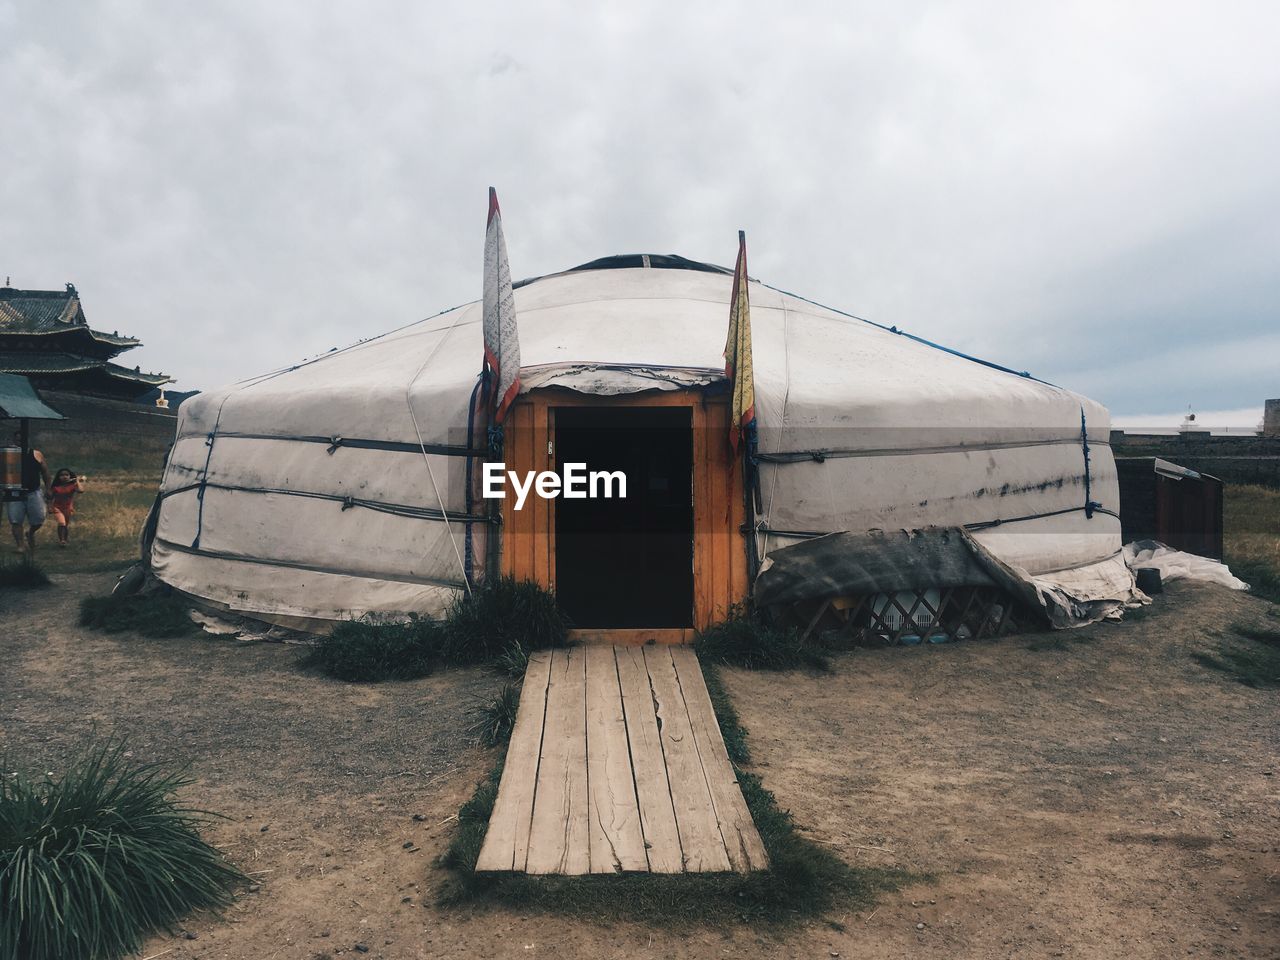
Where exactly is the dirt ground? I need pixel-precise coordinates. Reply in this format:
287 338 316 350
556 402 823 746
2 574 1277 959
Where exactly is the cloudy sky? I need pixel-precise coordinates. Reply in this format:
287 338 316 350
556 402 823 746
2 0 1276 424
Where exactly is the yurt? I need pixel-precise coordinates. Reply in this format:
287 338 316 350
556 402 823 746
148 253 1136 639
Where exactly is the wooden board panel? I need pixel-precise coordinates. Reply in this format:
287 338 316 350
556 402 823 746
517 402 537 582
475 649 553 871
569 628 693 646
691 401 712 631
545 402 558 589
708 404 730 624
525 648 591 875
642 646 732 872
584 646 648 872
670 646 769 872
530 398 552 587
614 646 684 873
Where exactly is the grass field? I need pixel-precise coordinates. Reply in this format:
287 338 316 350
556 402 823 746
9 426 167 574
1224 484 1280 602
11 472 158 574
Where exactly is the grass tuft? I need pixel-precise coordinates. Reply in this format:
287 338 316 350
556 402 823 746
0 558 52 590
78 592 198 639
437 660 914 924
469 682 522 747
442 576 570 665
493 642 531 679
300 616 441 683
695 602 832 671
299 577 568 683
0 741 246 960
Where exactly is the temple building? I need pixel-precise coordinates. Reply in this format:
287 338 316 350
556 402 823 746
0 281 171 400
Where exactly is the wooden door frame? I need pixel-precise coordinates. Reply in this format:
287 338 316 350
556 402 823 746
499 387 748 644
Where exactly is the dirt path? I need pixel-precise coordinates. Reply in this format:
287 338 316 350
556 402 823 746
2 575 1277 958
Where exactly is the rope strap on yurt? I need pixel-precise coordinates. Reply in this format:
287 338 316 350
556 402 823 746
404 308 474 596
754 435 1104 464
157 480 489 523
1080 406 1101 520
758 281 1053 386
754 501 1122 542
173 430 485 459
462 374 485 589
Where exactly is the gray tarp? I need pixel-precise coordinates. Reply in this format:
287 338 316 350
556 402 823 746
754 526 1131 629
754 527 997 603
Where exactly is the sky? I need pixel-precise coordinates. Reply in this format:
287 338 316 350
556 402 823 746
2 0 1277 423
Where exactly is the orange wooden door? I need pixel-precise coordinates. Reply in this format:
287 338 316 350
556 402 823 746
500 389 747 641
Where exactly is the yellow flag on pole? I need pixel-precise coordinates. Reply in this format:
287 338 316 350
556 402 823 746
724 230 755 450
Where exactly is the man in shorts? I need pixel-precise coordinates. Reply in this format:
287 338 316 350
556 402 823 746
7 429 50 555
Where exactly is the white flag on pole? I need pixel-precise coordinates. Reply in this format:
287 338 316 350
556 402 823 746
482 187 521 423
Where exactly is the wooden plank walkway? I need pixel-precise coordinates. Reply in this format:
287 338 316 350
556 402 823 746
476 645 769 875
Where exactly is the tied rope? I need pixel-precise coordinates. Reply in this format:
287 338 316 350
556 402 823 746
405 309 473 595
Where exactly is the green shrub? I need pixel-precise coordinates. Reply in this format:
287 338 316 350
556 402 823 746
301 578 567 683
494 641 531 678
300 615 442 682
0 742 246 960
442 576 569 665
78 592 197 639
695 602 830 671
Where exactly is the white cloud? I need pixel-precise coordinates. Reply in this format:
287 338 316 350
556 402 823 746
2 0 1277 416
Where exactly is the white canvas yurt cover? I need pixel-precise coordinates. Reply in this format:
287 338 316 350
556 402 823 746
148 255 1136 629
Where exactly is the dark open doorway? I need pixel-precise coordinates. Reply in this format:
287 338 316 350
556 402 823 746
554 406 694 628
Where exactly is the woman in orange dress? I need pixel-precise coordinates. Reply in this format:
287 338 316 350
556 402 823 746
48 468 86 547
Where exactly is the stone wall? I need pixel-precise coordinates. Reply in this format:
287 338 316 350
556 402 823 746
27 391 176 476
1110 431 1280 488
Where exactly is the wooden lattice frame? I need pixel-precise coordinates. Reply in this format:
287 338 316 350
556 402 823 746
787 585 1024 646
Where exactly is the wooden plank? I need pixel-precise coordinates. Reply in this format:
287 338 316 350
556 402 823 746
708 405 732 623
670 647 769 872
584 647 648 872
525 647 591 875
531 397 551 588
614 646 684 873
516 402 536 581
692 402 713 630
545 402 558 592
475 650 553 871
642 646 732 872
725 403 750 605
568 628 693 646
708 401 727 624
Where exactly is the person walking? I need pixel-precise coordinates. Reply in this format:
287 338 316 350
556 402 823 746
7 429 50 556
49 468 86 547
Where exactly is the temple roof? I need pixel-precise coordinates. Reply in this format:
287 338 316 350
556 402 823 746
0 283 170 397
0 284 142 348
0 350 171 385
